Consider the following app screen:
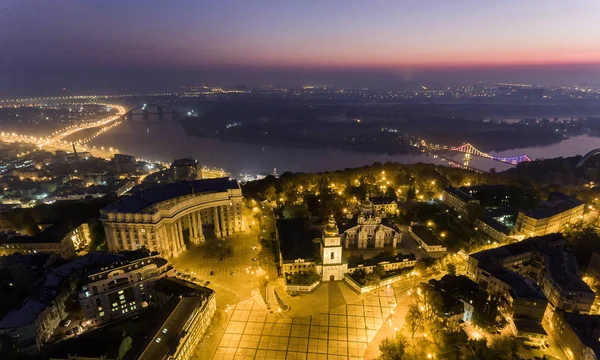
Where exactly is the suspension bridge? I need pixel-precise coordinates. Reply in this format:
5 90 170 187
450 143 532 165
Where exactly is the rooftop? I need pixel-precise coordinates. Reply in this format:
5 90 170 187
480 262 547 301
45 277 215 360
477 215 511 235
523 191 583 220
410 225 444 246
514 318 547 336
562 311 600 358
103 178 239 214
370 196 397 205
348 252 416 269
171 157 198 167
277 218 315 261
443 187 475 203
470 233 564 262
0 221 84 245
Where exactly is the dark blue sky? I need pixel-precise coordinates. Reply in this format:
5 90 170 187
1 0 600 95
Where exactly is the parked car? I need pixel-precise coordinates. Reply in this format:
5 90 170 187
251 246 258 250
204 281 210 286
252 257 258 261
230 271 235 275
62 319 71 327
210 270 214 276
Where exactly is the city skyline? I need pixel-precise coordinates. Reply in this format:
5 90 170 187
1 0 600 95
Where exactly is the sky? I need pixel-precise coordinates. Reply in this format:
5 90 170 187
1 0 600 95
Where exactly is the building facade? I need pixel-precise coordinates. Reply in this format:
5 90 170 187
408 225 447 253
100 178 244 259
441 187 479 214
0 222 90 258
468 234 595 314
78 249 171 326
342 213 399 249
549 310 600 360
514 192 584 237
316 215 348 281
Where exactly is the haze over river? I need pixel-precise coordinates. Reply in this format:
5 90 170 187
88 119 600 175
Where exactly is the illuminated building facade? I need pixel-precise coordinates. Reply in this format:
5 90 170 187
100 178 244 259
317 215 348 281
514 192 584 237
0 222 90 258
78 249 171 326
342 213 399 249
468 234 595 314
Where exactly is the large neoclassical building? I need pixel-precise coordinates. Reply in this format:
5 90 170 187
100 178 244 258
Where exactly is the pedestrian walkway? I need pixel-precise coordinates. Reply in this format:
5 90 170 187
198 257 236 264
193 267 244 277
213 285 398 360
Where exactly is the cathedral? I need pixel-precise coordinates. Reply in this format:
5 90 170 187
342 213 400 249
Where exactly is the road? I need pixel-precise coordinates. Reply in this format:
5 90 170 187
0 103 127 159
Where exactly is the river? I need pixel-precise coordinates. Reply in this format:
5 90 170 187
87 119 600 175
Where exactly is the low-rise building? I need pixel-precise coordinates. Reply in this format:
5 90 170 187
514 192 584 237
468 233 595 313
475 215 512 243
0 222 91 257
0 252 119 356
347 253 416 274
369 196 398 214
441 187 479 214
78 249 171 326
46 278 216 360
549 310 600 360
408 225 447 253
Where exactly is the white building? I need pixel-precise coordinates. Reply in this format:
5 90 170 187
342 213 399 249
316 215 348 281
100 178 245 259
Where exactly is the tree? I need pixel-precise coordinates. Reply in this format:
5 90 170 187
465 202 486 224
374 264 386 278
446 263 457 276
472 290 507 331
378 332 413 360
406 186 416 201
405 303 424 339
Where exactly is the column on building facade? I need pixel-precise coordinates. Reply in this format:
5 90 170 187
110 227 119 251
219 206 226 237
192 212 199 240
235 202 242 232
146 227 153 251
196 211 204 242
137 226 144 249
177 218 185 251
160 226 169 256
170 223 179 257
227 204 233 235
213 206 221 238
129 226 137 250
120 228 127 251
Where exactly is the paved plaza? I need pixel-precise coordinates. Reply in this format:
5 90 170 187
213 284 398 360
